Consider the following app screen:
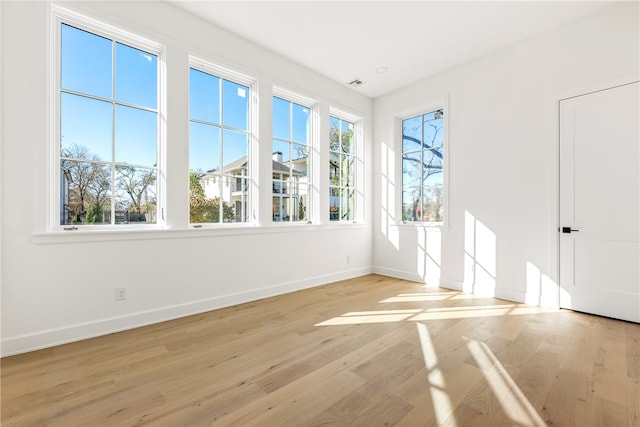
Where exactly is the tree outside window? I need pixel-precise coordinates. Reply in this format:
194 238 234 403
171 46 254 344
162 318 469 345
59 23 159 225
329 116 355 221
402 109 444 223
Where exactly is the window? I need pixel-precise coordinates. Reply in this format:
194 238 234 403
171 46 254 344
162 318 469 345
402 109 445 223
329 116 356 221
188 66 251 224
58 20 160 226
272 95 312 223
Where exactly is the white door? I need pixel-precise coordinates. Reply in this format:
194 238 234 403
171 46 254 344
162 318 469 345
559 81 640 322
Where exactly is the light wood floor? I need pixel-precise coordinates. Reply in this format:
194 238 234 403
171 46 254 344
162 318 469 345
2 274 639 426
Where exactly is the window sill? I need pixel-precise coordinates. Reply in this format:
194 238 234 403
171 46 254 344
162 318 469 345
33 222 367 245
394 221 448 231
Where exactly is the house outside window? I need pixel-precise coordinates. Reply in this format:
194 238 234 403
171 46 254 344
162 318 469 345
57 19 161 226
272 94 312 223
188 64 252 224
401 108 445 223
329 116 356 221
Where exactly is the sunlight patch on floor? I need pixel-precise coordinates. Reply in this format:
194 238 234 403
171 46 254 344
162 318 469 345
465 337 546 427
417 322 457 426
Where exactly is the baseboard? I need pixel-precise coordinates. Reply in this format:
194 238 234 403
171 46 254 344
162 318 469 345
438 278 464 292
371 266 425 284
1 266 373 357
494 287 527 304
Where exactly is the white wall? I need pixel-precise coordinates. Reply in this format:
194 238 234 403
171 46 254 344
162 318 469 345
0 1 373 356
372 2 639 304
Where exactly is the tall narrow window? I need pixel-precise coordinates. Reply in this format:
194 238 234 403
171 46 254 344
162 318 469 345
189 67 250 224
272 96 311 223
329 116 356 221
59 23 159 226
402 109 445 223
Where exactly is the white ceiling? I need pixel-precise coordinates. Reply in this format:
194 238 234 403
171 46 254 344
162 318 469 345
169 1 614 98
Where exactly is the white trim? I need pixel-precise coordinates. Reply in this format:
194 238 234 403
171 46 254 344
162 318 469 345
438 278 464 292
494 288 527 304
50 5 167 231
187 57 258 227
189 55 256 88
372 266 425 284
33 221 369 245
396 94 450 229
328 113 362 224
550 73 640 312
273 85 317 109
1 267 373 357
329 106 361 124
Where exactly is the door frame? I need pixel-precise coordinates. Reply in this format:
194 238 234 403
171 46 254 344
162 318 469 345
550 72 640 309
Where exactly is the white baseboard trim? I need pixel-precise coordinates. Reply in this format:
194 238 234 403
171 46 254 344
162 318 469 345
1 267 373 357
438 278 464 292
494 287 527 304
372 266 425 284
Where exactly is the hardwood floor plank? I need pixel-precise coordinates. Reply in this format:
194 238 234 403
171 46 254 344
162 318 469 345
2 274 638 426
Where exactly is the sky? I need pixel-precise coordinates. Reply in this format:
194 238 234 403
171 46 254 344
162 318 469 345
61 24 158 168
61 23 321 179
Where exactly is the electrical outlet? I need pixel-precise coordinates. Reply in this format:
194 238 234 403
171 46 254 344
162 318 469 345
347 255 351 264
115 287 126 301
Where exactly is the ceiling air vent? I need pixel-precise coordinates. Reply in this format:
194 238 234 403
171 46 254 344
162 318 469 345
348 79 364 87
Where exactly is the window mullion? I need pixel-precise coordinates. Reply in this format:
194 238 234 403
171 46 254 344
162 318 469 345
110 40 116 225
218 78 224 224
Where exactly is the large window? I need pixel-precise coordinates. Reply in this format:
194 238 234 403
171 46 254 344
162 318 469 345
272 95 312 223
189 66 251 224
329 116 356 221
58 22 160 226
402 109 445 223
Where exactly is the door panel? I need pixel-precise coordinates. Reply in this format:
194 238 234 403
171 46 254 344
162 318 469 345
559 81 640 322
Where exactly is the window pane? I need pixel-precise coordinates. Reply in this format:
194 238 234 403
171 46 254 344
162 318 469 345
341 154 355 187
329 116 340 152
297 187 309 221
190 69 220 124
329 187 340 221
190 173 218 224
61 93 112 161
272 140 290 163
292 103 310 144
190 122 220 173
115 105 157 166
60 160 111 225
223 80 249 130
423 113 443 150
423 150 443 179
115 42 157 108
222 129 248 168
341 188 355 221
272 97 290 140
341 120 354 154
114 166 157 224
424 168 443 186
329 151 340 184
402 187 421 222
292 143 308 177
422 185 444 222
402 152 422 187
402 115 422 152
218 176 248 223
61 24 112 98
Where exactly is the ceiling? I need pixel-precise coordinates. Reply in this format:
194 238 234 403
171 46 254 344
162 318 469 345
169 1 614 98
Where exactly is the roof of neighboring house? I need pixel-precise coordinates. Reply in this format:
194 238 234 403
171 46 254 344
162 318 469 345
198 156 305 177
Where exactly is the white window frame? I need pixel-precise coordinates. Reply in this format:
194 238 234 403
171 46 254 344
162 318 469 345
49 5 166 231
188 57 257 227
398 96 449 227
329 107 362 223
272 87 317 224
